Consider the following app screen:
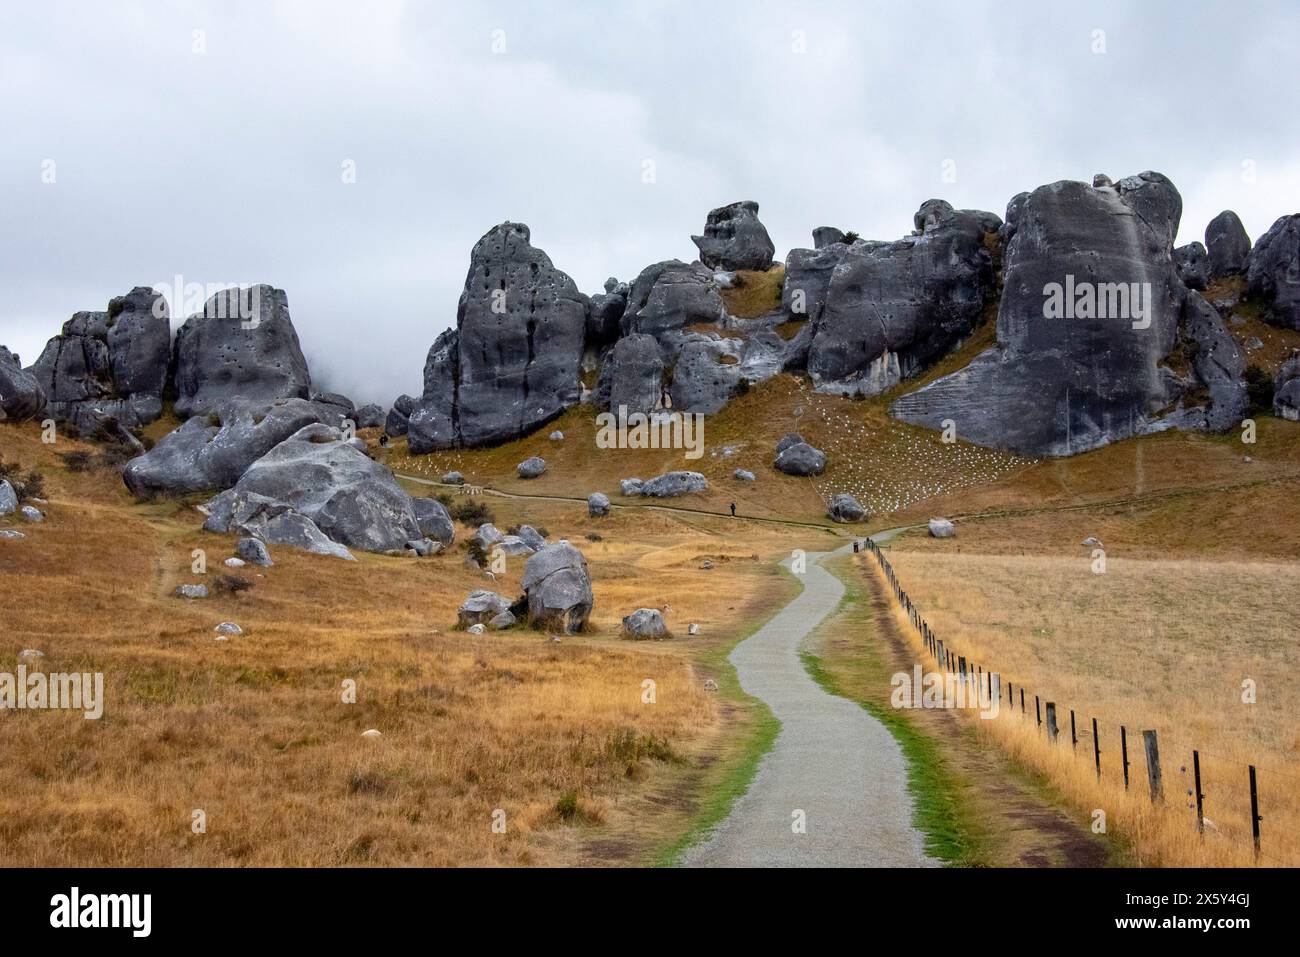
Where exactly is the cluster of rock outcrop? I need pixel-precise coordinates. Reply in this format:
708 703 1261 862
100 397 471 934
891 172 1254 457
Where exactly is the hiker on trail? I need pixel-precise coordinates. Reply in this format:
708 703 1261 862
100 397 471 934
729 502 736 517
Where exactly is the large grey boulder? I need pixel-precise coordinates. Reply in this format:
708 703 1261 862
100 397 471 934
1274 355 1300 421
457 589 514 628
0 479 17 515
637 471 708 497
619 260 726 359
470 523 504 552
408 223 587 451
587 280 629 346
515 524 547 551
588 492 611 517
202 488 358 561
1206 210 1252 280
776 433 806 454
1247 214 1300 330
516 456 546 479
782 240 857 325
1179 292 1248 431
621 607 669 640
354 403 386 429
521 542 593 633
619 478 643 496
384 394 415 437
812 226 846 249
929 517 956 538
26 287 168 431
595 333 663 413
774 441 827 476
828 492 866 523
892 172 1245 457
173 285 311 418
217 422 420 552
0 346 45 422
123 397 328 498
411 497 455 546
805 202 1000 396
691 201 776 271
1174 242 1209 291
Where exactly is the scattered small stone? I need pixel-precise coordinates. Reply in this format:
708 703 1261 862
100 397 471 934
701 559 714 570
688 623 700 636
0 530 24 540
224 557 246 568
442 471 465 485
733 468 756 482
214 622 243 635
703 679 719 692
236 537 273 567
18 649 44 660
404 537 437 557
1243 455 1253 463
622 607 669 639
548 430 564 441
1244 336 1264 351
361 729 382 738
516 456 547 479
174 584 209 599
467 623 486 634
619 478 643 496
20 505 43 523
1081 536 1103 547
928 517 956 538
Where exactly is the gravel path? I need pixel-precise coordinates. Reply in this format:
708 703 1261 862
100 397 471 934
682 542 935 868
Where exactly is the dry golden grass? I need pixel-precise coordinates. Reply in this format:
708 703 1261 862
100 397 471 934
0 420 805 866
720 266 785 319
868 548 1300 867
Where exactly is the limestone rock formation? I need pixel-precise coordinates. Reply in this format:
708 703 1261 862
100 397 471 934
172 285 311 418
828 492 866 523
891 172 1246 457
123 397 329 498
212 422 420 553
1174 242 1209 291
691 201 776 271
588 492 611 517
622 607 669 639
1206 210 1252 280
28 287 169 432
636 471 708 497
804 201 1000 396
407 223 587 452
521 542 593 633
1247 214 1300 330
0 346 45 422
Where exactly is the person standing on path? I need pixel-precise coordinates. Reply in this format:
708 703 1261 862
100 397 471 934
729 502 736 517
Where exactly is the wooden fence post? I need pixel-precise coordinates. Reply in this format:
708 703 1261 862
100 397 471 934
1092 717 1101 779
991 673 1001 704
1249 766 1261 858
1070 709 1077 749
1193 750 1205 834
1019 688 1025 714
1120 726 1130 789
1143 730 1162 801
1046 702 1058 741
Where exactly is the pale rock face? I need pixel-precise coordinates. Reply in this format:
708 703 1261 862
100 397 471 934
521 543 593 633
691 201 776 272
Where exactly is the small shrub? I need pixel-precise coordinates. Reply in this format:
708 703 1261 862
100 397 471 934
449 500 495 526
59 450 93 473
554 789 580 821
735 378 751 395
841 231 860 244
585 532 603 542
212 574 254 595
18 470 45 502
1245 365 1274 414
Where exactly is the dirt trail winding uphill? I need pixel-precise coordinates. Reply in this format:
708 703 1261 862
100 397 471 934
681 542 934 867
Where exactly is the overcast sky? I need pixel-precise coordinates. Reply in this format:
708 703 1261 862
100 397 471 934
2 0 1297 404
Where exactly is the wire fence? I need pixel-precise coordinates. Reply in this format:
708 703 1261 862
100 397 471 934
856 537 1291 866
